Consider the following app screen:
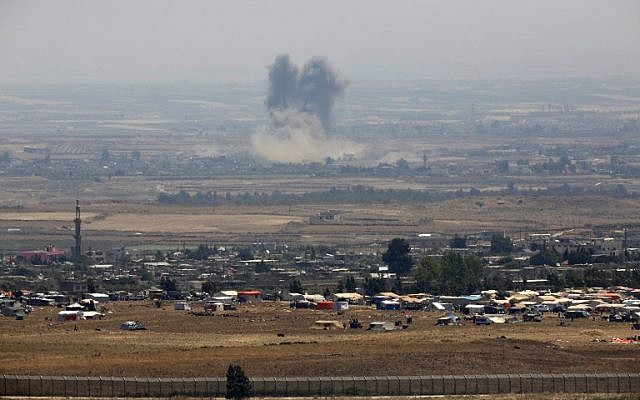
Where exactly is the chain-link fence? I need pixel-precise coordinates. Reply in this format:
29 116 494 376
2 373 639 397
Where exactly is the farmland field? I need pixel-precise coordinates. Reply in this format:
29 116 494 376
1 194 640 252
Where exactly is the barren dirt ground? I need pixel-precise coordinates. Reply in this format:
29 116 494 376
1 301 638 378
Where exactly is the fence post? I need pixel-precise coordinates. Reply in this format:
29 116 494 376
529 373 535 393
584 374 588 393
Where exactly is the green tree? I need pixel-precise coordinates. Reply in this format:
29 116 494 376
202 280 220 295
449 235 466 249
414 252 484 295
413 256 443 293
139 267 153 281
490 235 513 255
392 276 404 295
254 261 270 273
226 364 252 400
530 249 560 266
382 238 413 276
288 279 303 293
236 247 253 261
160 276 177 292
344 276 356 292
440 252 483 294
363 277 386 296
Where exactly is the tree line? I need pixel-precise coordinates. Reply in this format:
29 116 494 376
157 183 636 206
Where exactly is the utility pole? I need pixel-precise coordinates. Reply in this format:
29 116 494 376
73 199 82 262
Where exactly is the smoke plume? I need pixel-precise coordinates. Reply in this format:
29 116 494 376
266 54 298 112
253 54 355 163
297 56 348 130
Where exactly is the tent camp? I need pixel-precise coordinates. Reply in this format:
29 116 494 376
431 302 454 311
304 294 326 303
82 311 104 320
65 302 84 311
86 293 110 303
379 300 400 310
312 320 344 330
368 321 396 331
332 292 364 304
58 310 85 321
465 304 485 315
204 301 225 312
436 313 460 326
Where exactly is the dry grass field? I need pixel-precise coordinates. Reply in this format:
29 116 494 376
88 213 305 234
0 301 639 378
1 194 640 250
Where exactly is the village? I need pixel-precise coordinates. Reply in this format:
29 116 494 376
2 212 640 344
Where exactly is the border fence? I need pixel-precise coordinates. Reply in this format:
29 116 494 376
2 373 640 397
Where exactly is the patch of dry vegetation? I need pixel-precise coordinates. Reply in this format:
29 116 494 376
0 302 638 378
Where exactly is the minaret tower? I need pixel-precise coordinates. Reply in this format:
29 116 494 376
73 199 82 261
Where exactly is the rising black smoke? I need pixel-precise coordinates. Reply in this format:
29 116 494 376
266 54 298 112
254 54 355 163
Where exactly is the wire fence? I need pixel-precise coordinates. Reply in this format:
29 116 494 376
2 373 640 397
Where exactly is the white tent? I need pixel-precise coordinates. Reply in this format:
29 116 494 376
58 310 84 321
465 304 485 314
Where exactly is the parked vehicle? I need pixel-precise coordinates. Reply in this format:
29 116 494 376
523 312 542 322
552 305 567 314
474 315 491 325
564 310 589 319
533 304 550 313
120 321 146 331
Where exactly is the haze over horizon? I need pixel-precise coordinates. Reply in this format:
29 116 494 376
1 0 640 84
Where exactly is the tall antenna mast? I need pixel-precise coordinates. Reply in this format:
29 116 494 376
73 199 82 262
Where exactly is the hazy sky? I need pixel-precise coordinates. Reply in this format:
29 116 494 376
1 0 640 83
